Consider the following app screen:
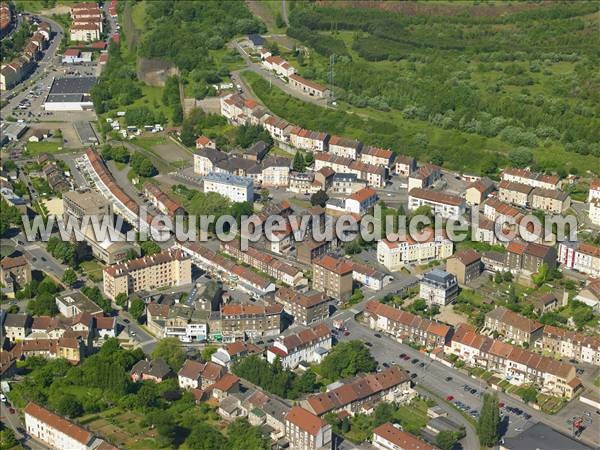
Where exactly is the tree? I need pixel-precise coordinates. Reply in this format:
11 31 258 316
494 271 503 284
115 292 129 308
318 341 376 381
152 337 185 371
0 426 19 450
531 262 549 287
520 386 538 404
186 422 228 449
508 147 534 168
275 12 285 28
54 393 83 417
62 268 78 287
310 190 328 207
129 298 146 323
349 288 363 304
180 120 196 147
140 241 161 256
227 418 270 450
293 151 306 172
477 393 500 447
435 430 460 450
304 151 314 166
27 292 59 316
201 346 218 362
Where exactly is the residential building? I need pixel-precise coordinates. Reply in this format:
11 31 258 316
288 171 321 194
446 324 581 399
275 288 329 326
588 180 600 225
194 147 227 175
408 188 466 219
24 402 112 450
220 303 283 342
164 304 209 343
484 307 543 346
407 164 441 191
267 323 332 369
262 55 295 78
0 255 31 290
328 136 362 160
203 172 254 203
70 23 101 42
501 168 560 190
288 74 330 99
498 180 532 208
364 301 452 349
55 291 103 318
261 156 291 187
63 190 111 221
445 249 482 285
329 173 366 195
144 183 185 217
245 141 269 161
211 341 262 368
377 228 453 271
465 177 495 206
286 406 332 450
3 313 32 341
574 279 600 311
537 325 600 366
102 249 192 300
394 156 417 177
344 187 378 216
178 359 225 390
301 366 414 416
195 135 216 150
419 269 459 306
557 241 600 277
348 160 386 188
530 188 570 213
130 358 171 383
312 255 354 301
351 262 390 291
531 293 559 314
289 128 329 152
504 241 557 274
360 146 394 168
372 423 437 450
297 240 334 266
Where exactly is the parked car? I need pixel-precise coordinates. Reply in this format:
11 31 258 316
445 376 453 381
400 353 406 358
446 395 454 401
374 333 381 338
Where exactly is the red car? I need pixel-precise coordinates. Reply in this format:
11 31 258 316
446 395 454 401
344 331 350 336
499 402 505 408
9 407 15 414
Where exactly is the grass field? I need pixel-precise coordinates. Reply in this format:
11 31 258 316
25 140 64 155
131 1 146 32
79 259 104 282
14 0 77 12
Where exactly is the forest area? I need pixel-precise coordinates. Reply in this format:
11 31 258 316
279 1 600 176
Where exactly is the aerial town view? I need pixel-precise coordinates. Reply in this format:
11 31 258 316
0 1 599 450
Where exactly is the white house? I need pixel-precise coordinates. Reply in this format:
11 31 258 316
267 323 331 369
408 188 466 219
344 187 378 216
377 229 453 271
203 172 254 203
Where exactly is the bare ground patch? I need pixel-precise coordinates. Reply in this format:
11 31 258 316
152 142 192 164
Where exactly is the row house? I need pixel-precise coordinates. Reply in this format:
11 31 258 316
360 146 394 169
501 168 560 190
289 127 329 152
505 241 557 274
312 255 354 302
446 324 581 399
407 164 441 191
348 160 386 188
314 152 353 174
220 93 264 126
498 180 532 208
288 73 330 99
537 325 600 366
408 188 466 219
267 323 332 369
344 187 378 216
364 300 453 349
530 188 570 214
557 241 600 277
220 303 283 342
329 173 366 195
394 155 417 177
465 177 495 206
144 182 185 218
328 135 362 160
275 287 329 326
262 55 296 77
178 359 225 390
484 306 544 346
301 366 414 417
221 240 306 287
377 228 454 271
211 341 262 368
373 423 437 450
263 116 292 143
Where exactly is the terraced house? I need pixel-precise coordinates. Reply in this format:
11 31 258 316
537 325 600 366
267 323 332 369
274 287 329 326
484 306 544 346
364 300 453 349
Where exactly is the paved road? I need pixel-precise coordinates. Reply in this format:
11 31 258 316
0 401 51 450
338 320 600 448
11 232 66 280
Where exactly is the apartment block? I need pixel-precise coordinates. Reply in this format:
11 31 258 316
557 241 600 277
445 249 482 285
501 168 560 190
312 255 354 301
275 287 329 326
498 180 533 208
0 255 31 291
267 323 332 369
530 188 570 213
408 188 466 219
286 406 332 450
203 172 254 203
377 228 453 271
220 303 283 342
419 269 459 306
102 249 192 300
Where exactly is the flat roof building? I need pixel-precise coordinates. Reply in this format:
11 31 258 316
44 76 96 111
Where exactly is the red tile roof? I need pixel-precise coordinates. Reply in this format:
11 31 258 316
286 406 327 436
24 403 93 445
313 255 353 275
373 423 436 450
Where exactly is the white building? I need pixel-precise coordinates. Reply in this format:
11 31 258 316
501 168 560 190
70 24 100 42
557 242 600 277
408 188 466 219
419 268 458 306
203 172 253 203
285 406 332 450
372 423 436 450
344 187 378 216
24 403 108 450
377 229 453 271
589 179 600 226
267 323 331 369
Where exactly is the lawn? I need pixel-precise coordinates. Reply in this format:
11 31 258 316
80 259 104 282
595 377 600 388
25 140 64 155
131 1 146 32
14 0 78 12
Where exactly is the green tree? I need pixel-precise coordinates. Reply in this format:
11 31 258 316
532 262 549 286
275 12 285 28
435 430 460 450
180 120 196 147
318 341 376 381
293 151 306 172
0 426 19 450
54 393 83 417
140 241 161 256
27 292 59 316
62 268 78 287
186 422 228 449
129 298 146 323
201 346 218 362
520 386 538 404
477 393 500 447
115 292 129 308
310 189 328 207
152 337 186 371
227 418 270 450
